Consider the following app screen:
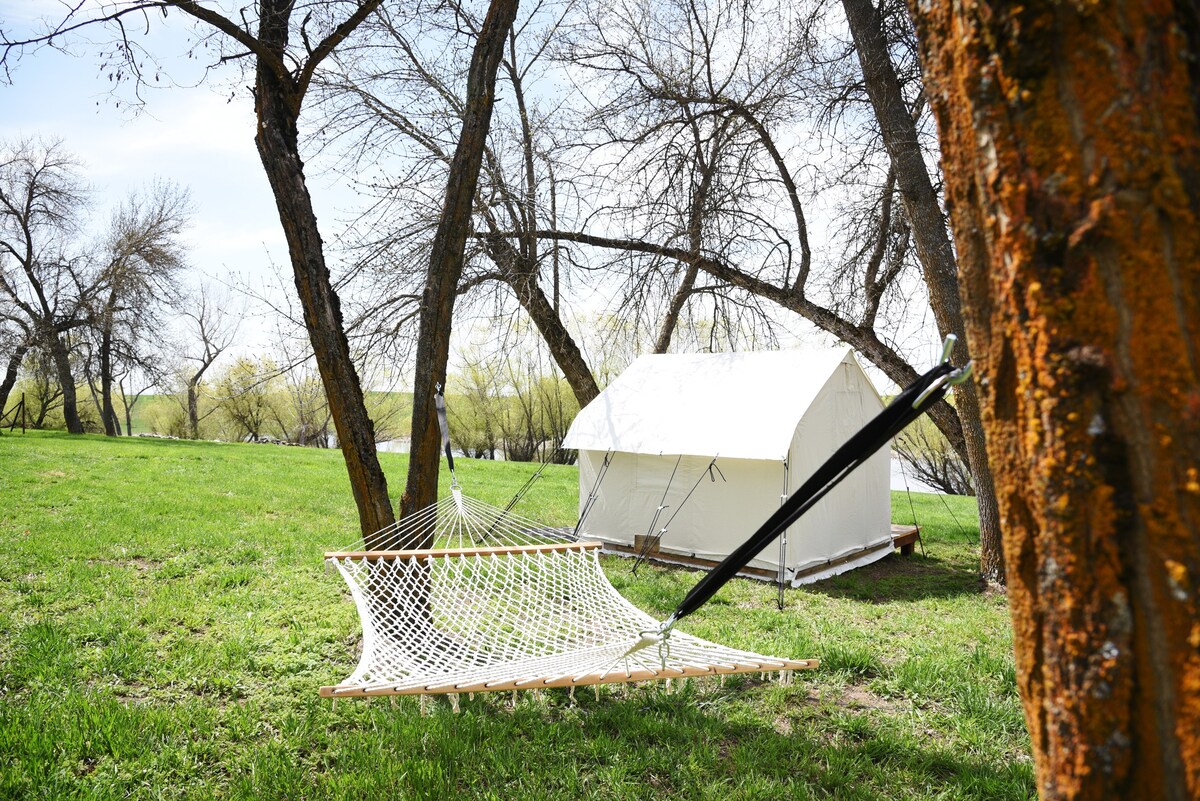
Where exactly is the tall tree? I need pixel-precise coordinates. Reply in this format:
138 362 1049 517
840 0 1003 583
399 0 522 533
91 182 191 436
3 1 396 537
314 0 601 408
908 1 1200 797
551 0 972 471
0 138 96 434
175 283 239 440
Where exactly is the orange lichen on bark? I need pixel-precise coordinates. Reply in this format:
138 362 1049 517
908 0 1200 798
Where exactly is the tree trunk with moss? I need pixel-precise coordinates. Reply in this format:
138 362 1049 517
908 1 1200 797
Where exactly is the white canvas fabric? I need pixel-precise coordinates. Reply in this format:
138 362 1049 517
563 349 850 461
567 349 893 586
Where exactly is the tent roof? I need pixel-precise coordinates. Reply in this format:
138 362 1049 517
563 348 872 461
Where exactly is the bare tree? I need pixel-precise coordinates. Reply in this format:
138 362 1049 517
315 0 600 409
894 418 974 496
399 0 521 533
840 0 1003 582
175 283 238 439
0 137 98 433
3 1 397 537
90 182 191 436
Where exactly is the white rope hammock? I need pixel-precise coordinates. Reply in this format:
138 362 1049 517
321 487 815 698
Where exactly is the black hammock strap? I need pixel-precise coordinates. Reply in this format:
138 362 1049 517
660 355 967 629
434 384 455 475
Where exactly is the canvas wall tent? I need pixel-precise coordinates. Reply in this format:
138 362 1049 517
562 348 895 585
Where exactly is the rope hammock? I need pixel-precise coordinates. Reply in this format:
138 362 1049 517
320 488 813 697
321 342 970 700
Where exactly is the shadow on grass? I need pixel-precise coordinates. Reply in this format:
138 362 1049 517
0 684 1035 800
804 551 985 604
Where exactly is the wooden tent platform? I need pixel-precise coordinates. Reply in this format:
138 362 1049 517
606 524 921 584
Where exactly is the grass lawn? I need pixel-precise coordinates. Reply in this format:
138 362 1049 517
0 431 1033 800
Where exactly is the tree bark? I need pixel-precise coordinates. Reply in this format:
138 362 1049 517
186 379 201 439
841 0 1004 583
654 261 699 354
98 320 119 436
0 341 28 416
908 1 1200 797
45 328 82 433
401 0 521 536
507 265 599 406
478 232 600 407
252 0 395 540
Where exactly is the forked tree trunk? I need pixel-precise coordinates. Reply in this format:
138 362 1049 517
45 330 82 434
401 0 521 536
841 0 1004 583
908 1 1200 797
253 0 395 540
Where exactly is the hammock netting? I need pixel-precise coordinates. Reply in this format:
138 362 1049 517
322 489 814 697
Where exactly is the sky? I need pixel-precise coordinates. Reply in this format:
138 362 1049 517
0 1 355 353
0 1 948 393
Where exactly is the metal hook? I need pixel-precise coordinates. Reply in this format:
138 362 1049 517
910 334 972 409
948 361 974 386
939 333 957 364
912 361 975 409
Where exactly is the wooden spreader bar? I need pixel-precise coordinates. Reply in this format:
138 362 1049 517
325 540 603 561
320 658 819 697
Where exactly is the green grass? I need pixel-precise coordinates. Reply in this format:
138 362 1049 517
0 430 1033 800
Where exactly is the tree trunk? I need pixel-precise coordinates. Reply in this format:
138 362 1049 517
187 380 200 439
0 341 28 417
908 1 1200 797
508 267 599 406
121 380 135 436
45 330 82 434
99 322 118 436
401 0 521 535
253 3 395 540
654 261 699 354
841 0 1004 583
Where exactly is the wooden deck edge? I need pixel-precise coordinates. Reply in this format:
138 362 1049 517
890 524 921 556
326 541 603 561
319 658 819 698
